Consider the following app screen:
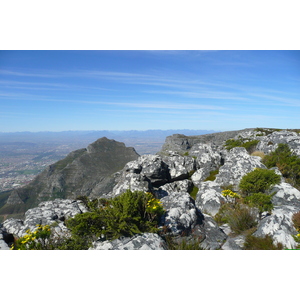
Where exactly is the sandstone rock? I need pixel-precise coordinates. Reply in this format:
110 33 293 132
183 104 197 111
197 214 227 249
159 129 255 154
195 181 227 216
189 143 221 169
155 180 193 199
271 182 300 207
162 154 195 181
215 147 266 189
2 199 87 238
257 130 300 156
111 173 152 197
160 192 202 236
253 205 299 249
89 233 167 250
221 235 246 250
0 227 10 250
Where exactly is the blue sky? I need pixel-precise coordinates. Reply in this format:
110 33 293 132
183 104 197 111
0 50 299 132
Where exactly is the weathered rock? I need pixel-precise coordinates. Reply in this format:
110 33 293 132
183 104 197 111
257 130 300 156
215 147 267 189
195 181 227 216
162 154 195 181
155 180 193 199
160 129 255 154
271 182 300 207
221 235 246 250
160 192 202 236
0 227 10 250
197 214 227 250
89 233 167 250
2 199 87 238
111 173 152 197
189 143 221 169
253 205 299 249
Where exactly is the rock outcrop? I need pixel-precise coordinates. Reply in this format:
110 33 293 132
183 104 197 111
1 128 300 250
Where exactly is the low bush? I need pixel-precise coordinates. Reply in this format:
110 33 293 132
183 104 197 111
66 190 165 246
243 193 273 215
239 168 281 196
214 203 257 234
262 143 300 189
224 138 259 153
292 211 300 231
243 234 283 250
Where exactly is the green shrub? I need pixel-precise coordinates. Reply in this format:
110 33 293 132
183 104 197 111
67 190 165 244
243 193 273 214
239 168 281 196
225 139 243 150
224 138 259 153
262 143 300 189
244 234 283 250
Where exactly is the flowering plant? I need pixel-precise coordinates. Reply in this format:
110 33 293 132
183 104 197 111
11 224 52 250
222 189 241 199
145 193 164 222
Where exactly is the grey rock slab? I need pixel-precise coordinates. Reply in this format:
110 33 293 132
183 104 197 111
271 182 300 207
198 214 227 250
3 199 87 238
111 173 152 197
257 130 300 156
162 154 195 181
89 233 167 250
254 205 299 249
155 180 193 199
160 192 202 236
215 147 266 188
221 235 246 250
195 181 227 216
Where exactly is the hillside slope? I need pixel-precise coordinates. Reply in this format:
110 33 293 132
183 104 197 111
0 137 139 218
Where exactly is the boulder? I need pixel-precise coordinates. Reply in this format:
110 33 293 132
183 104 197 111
89 233 167 250
160 192 202 236
257 130 300 156
215 147 266 189
221 235 246 250
155 180 193 199
162 154 195 181
0 227 10 250
189 143 221 169
253 205 299 249
2 199 87 238
111 173 152 197
197 214 227 250
195 181 227 216
271 182 300 207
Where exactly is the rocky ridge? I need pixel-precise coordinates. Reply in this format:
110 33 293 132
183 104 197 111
1 128 300 250
0 137 139 217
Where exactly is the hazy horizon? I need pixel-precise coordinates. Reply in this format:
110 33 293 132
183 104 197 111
1 50 299 133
